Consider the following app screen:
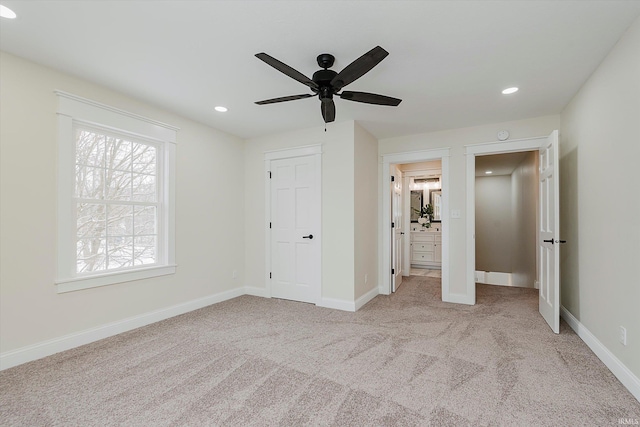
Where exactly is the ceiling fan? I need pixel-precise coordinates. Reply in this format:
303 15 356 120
254 46 402 123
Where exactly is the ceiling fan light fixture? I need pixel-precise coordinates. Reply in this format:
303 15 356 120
502 87 519 95
214 106 228 112
0 5 17 19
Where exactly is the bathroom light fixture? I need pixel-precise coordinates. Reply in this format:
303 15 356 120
485 171 493 175
0 5 17 19
501 87 518 95
214 106 228 112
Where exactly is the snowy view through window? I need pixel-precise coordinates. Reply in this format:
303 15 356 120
75 127 158 273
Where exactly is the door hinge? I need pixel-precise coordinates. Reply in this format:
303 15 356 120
392 268 395 274
268 171 272 179
391 222 395 228
269 272 272 279
269 222 272 229
391 175 395 182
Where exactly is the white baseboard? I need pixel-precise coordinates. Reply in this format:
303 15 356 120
561 305 640 402
443 292 474 305
244 286 269 298
355 287 379 311
0 287 245 371
318 297 355 312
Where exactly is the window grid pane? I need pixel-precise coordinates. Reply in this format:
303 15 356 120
74 126 159 274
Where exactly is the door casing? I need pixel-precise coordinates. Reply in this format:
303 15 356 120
465 134 556 307
380 148 451 299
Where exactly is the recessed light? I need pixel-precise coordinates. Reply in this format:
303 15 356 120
502 87 519 95
0 5 17 19
214 106 228 112
485 171 493 175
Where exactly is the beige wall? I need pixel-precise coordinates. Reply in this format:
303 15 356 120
0 53 245 354
244 121 356 303
560 17 640 378
511 152 538 287
354 123 379 300
380 115 560 296
475 175 513 273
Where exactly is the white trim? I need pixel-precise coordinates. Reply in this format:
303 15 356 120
380 148 451 301
355 287 379 311
382 148 451 165
55 90 180 135
318 297 355 312
244 286 270 298
444 293 475 305
561 306 640 402
55 92 177 292
464 135 548 305
56 265 177 293
0 287 244 371
263 144 322 160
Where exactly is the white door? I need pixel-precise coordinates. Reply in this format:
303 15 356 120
392 167 403 292
270 155 320 304
538 130 561 333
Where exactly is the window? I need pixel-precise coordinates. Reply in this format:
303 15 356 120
56 91 177 293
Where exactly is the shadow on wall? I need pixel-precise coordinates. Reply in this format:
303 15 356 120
560 145 580 318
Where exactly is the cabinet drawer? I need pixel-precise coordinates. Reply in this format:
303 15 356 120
411 251 435 262
413 243 433 252
411 233 435 243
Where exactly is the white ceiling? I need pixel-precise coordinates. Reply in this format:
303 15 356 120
1 1 639 140
475 152 529 176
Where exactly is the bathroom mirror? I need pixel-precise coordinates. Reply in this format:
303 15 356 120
410 191 423 222
430 190 442 222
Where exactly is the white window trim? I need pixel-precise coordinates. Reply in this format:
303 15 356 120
55 91 178 293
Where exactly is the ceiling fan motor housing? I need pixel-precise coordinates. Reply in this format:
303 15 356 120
312 69 338 100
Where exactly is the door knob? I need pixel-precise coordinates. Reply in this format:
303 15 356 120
303 234 313 239
556 240 567 244
543 239 554 244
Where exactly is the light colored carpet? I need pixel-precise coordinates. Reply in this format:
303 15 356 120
1 277 638 426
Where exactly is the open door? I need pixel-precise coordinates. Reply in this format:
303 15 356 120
392 167 403 292
538 130 561 333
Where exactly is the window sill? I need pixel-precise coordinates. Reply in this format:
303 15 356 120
56 264 177 293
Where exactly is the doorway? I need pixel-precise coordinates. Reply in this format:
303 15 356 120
474 151 538 289
401 161 443 282
380 148 451 301
465 132 561 333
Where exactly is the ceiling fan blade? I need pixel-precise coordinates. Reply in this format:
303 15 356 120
340 91 402 106
330 46 389 90
255 94 313 105
255 53 319 90
321 99 336 123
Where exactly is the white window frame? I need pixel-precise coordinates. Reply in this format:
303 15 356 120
55 91 177 293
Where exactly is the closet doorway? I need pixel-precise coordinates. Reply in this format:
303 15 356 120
474 151 538 289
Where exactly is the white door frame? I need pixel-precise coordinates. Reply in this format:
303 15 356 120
265 144 322 304
380 148 450 299
464 135 547 305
